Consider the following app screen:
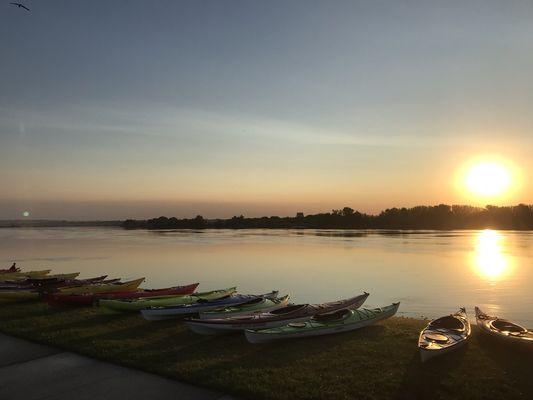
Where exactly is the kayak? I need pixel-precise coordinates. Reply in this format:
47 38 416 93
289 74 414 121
0 283 32 290
1 269 51 278
27 272 80 281
0 276 115 289
0 269 51 281
94 282 200 301
475 306 533 347
26 275 108 285
199 294 291 320
0 278 35 289
418 307 471 362
57 277 145 294
99 287 238 312
0 289 40 300
47 283 200 306
28 275 115 290
25 277 121 296
184 292 370 335
245 302 400 343
141 291 279 321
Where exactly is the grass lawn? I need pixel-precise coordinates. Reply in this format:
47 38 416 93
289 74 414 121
0 299 531 400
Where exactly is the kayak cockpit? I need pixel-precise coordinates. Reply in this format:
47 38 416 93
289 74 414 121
312 309 352 323
270 304 308 315
490 320 527 334
429 315 465 332
239 297 265 307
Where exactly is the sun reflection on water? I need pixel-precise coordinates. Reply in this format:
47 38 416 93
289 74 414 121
473 230 511 280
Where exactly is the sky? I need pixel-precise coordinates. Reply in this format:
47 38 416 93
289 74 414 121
1 0 532 220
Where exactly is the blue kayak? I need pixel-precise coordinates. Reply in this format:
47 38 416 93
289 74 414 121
140 291 278 321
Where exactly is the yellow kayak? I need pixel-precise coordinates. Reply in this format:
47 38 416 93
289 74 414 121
0 270 52 281
58 277 145 294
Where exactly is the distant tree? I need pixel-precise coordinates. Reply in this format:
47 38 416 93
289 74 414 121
342 207 355 216
121 204 533 230
193 215 206 228
122 219 140 229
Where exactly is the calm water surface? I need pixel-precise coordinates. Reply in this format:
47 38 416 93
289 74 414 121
1 228 531 326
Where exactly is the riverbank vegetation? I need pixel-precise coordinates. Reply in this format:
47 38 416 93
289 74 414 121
123 204 533 230
0 300 530 400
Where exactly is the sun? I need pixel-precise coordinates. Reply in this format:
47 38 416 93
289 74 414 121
465 162 511 197
457 156 522 204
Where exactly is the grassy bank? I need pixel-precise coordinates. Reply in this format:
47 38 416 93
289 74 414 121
0 300 530 400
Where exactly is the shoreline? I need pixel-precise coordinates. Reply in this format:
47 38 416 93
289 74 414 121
2 224 533 232
2 203 533 230
0 300 531 399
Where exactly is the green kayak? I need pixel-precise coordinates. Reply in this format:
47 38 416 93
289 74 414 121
245 302 400 343
199 294 290 319
99 287 237 312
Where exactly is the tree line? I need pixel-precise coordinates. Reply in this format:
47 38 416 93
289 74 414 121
122 204 533 230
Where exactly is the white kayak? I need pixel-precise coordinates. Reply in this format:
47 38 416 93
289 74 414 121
245 302 400 344
184 292 369 335
475 306 533 348
141 291 278 321
418 307 471 362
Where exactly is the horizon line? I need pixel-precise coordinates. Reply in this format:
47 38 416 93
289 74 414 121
1 202 531 223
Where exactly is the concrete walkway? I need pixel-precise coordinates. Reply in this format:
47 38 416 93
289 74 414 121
0 333 236 400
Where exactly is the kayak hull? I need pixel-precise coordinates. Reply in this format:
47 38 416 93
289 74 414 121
29 272 80 281
26 275 108 286
0 270 51 281
245 303 400 343
100 287 238 312
0 290 40 300
419 337 468 362
57 277 145 295
47 283 200 306
141 291 277 321
97 283 200 300
188 314 312 335
199 294 290 320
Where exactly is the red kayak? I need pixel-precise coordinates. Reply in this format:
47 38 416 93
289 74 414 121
46 283 200 306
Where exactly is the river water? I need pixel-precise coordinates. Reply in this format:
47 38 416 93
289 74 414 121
1 227 531 326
